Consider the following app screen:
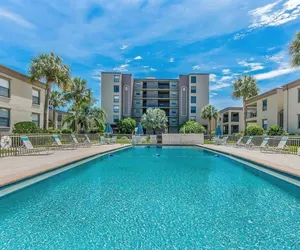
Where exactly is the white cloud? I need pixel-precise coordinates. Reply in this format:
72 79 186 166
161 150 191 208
120 44 128 50
255 67 298 80
150 68 157 72
192 65 201 70
210 76 233 91
238 60 264 72
113 64 129 72
249 0 300 29
210 74 217 82
220 76 233 81
210 92 218 98
222 69 230 74
134 56 143 60
169 57 174 63
0 9 35 29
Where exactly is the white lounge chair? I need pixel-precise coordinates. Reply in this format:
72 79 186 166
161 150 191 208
235 136 253 148
52 135 76 150
100 136 108 144
133 135 141 144
233 137 244 147
248 137 270 150
84 134 102 146
110 136 117 144
261 137 290 154
20 136 54 155
71 135 91 148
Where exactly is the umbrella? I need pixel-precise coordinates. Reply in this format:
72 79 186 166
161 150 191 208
104 122 113 134
136 122 144 135
215 125 223 136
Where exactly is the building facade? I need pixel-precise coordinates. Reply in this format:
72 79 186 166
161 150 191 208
49 109 70 130
283 79 300 134
0 64 46 133
245 88 284 131
101 72 209 132
219 107 244 135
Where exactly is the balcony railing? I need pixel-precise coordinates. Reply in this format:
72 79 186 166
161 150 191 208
231 117 239 122
223 118 229 123
247 112 257 119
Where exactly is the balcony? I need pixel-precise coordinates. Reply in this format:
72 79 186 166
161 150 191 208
231 117 239 122
223 118 229 123
246 111 257 122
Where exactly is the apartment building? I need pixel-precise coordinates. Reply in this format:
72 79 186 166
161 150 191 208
245 88 284 131
101 72 209 132
219 107 244 135
283 79 300 134
49 109 70 130
0 64 46 133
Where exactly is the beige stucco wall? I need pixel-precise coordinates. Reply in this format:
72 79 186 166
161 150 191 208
256 90 283 129
0 72 45 133
284 86 300 134
101 73 122 124
188 74 209 126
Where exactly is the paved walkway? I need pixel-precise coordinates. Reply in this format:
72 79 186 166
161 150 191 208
200 144 300 178
0 144 130 187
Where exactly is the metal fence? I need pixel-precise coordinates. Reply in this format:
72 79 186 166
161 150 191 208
204 135 300 155
0 133 135 158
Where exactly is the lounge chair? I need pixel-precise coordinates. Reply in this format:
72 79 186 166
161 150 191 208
110 136 117 144
261 137 290 154
247 137 270 150
100 136 108 144
19 136 54 155
232 137 244 147
236 136 253 148
150 135 157 144
215 136 228 145
133 135 141 144
84 134 102 146
71 134 91 148
52 135 76 150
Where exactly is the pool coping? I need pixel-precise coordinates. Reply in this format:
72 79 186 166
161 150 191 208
0 145 131 197
198 144 300 180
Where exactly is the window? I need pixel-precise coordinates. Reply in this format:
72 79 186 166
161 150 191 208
262 99 267 111
191 86 196 93
0 78 10 97
135 100 141 105
171 101 177 106
113 115 119 123
135 82 142 88
231 125 239 133
170 82 177 88
262 119 268 130
298 114 300 129
32 89 40 105
114 95 120 103
170 92 177 97
136 109 141 114
114 85 119 93
171 110 177 114
191 76 197 83
114 75 120 82
113 105 119 113
135 92 141 96
32 113 40 127
191 96 196 103
298 89 300 103
190 116 196 121
57 114 62 122
191 106 196 113
57 125 62 130
0 108 10 127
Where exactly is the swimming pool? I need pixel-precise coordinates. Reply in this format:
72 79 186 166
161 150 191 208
0 146 299 249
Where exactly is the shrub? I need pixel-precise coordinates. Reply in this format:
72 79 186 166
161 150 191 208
41 129 61 134
13 122 41 134
179 121 206 134
61 128 72 134
117 118 136 134
89 128 102 134
267 125 285 136
245 125 264 136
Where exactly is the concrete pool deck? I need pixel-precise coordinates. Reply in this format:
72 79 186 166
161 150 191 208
200 144 300 178
0 144 130 187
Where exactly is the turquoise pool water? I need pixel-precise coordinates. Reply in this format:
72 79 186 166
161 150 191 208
0 147 299 249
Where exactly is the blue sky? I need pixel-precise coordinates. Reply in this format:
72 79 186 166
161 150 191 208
0 0 300 109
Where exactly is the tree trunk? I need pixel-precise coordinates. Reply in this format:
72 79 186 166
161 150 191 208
53 108 56 129
75 104 79 134
208 119 211 139
243 99 247 132
44 82 52 130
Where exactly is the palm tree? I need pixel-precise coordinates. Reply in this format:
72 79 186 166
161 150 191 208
141 108 168 134
200 105 218 137
232 75 259 129
29 52 70 129
49 90 66 129
64 77 93 133
63 104 106 133
290 31 300 67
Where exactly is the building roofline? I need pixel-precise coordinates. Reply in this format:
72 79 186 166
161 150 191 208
101 72 122 74
246 87 282 105
188 73 210 75
282 79 300 90
134 78 179 81
0 64 46 89
219 107 243 113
